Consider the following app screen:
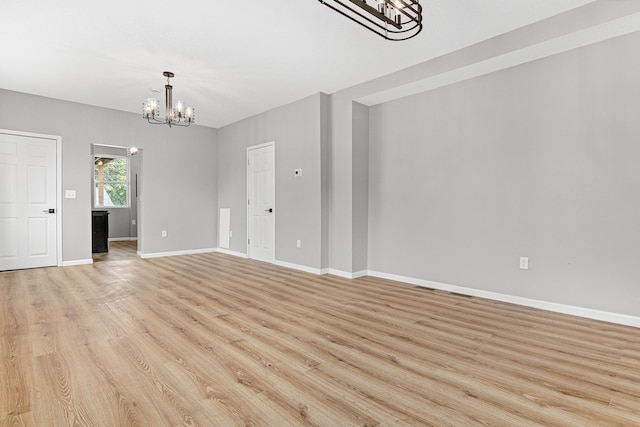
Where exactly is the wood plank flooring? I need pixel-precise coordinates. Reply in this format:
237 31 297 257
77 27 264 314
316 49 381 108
1 241 639 426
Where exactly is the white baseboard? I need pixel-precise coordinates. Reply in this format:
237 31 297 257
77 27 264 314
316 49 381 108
216 248 248 258
367 270 640 329
65 247 639 328
108 237 138 242
326 268 368 279
140 248 217 259
62 259 93 267
274 260 325 275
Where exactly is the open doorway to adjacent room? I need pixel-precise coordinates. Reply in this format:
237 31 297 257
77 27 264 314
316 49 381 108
91 143 142 262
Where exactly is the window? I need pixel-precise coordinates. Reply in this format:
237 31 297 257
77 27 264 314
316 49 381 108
94 156 129 208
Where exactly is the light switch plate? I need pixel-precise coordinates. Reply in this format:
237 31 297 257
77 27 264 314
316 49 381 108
65 190 76 199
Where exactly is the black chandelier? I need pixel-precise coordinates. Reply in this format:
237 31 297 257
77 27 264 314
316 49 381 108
142 71 195 128
318 0 423 41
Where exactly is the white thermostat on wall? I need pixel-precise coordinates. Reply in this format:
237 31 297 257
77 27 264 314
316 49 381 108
294 168 303 177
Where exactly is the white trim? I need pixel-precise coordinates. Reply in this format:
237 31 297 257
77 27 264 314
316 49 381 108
108 237 138 242
56 135 62 267
326 268 368 279
367 270 640 329
139 248 217 259
247 141 276 151
274 259 325 275
92 143 132 150
62 259 93 267
351 270 368 279
357 12 640 107
216 248 248 258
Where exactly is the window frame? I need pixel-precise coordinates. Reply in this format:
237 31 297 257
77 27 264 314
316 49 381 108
93 154 130 209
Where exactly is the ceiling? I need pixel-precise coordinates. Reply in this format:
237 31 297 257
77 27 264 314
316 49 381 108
0 0 595 129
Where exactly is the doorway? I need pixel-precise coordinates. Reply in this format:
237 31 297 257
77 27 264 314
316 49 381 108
247 142 275 263
91 144 141 259
0 129 62 270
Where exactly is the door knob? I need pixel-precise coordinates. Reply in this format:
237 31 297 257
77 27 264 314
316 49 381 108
42 209 55 213
264 208 273 213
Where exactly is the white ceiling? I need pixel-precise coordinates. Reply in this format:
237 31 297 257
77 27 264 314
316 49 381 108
0 0 595 129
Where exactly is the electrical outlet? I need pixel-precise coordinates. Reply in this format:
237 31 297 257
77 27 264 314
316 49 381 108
65 190 76 199
162 230 167 238
297 239 301 248
229 230 233 237
519 257 529 270
131 219 136 225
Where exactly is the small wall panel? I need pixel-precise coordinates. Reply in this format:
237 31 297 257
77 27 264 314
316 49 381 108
219 208 230 249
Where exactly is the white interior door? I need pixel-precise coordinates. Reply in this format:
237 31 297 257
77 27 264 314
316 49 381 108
247 143 275 263
0 132 58 270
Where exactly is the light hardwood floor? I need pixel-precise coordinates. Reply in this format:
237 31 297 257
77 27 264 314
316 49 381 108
1 241 639 426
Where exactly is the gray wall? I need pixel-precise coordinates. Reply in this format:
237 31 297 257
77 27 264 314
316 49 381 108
325 0 640 276
217 93 326 269
351 101 369 273
0 89 218 262
320 93 331 269
129 152 140 238
368 30 640 316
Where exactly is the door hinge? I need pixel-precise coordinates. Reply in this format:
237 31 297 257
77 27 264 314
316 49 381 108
248 199 250 205
248 239 250 244
248 159 250 166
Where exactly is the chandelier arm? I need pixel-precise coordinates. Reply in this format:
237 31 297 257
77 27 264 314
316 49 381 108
147 117 168 125
146 114 193 127
172 121 191 127
380 0 422 31
389 0 422 18
320 0 395 35
397 5 422 28
318 0 423 41
345 0 402 30
379 19 422 35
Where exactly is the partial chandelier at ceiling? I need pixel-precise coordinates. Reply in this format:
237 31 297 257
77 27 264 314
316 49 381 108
142 71 195 128
318 0 423 41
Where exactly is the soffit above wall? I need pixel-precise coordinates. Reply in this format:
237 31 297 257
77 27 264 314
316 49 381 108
355 4 640 107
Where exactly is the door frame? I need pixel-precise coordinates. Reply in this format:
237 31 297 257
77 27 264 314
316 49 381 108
0 128 62 267
246 141 275 262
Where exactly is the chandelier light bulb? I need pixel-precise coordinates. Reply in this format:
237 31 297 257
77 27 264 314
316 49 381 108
185 106 194 123
175 100 185 117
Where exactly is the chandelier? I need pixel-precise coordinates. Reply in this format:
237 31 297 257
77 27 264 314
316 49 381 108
318 0 422 41
142 71 195 128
